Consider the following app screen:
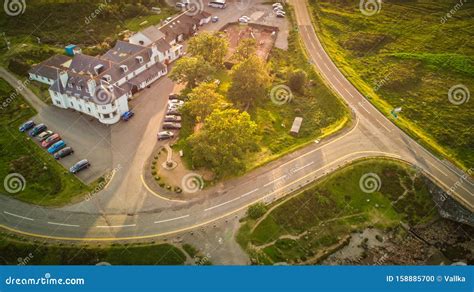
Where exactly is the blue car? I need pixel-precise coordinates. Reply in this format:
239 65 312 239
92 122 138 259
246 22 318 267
19 120 35 132
69 159 90 174
28 123 47 137
121 111 134 121
47 140 66 154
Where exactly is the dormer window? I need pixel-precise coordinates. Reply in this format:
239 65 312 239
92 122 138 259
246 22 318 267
120 65 128 73
136 56 144 64
102 75 112 82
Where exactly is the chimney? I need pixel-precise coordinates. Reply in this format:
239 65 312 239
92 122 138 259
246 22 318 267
94 64 104 75
59 71 68 88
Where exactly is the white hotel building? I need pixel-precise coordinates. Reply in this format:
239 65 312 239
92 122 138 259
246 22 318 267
28 11 211 124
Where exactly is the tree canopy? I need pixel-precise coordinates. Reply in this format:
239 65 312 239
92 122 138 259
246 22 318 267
188 109 258 176
232 38 257 63
228 55 271 108
168 56 214 89
184 83 229 122
187 32 229 68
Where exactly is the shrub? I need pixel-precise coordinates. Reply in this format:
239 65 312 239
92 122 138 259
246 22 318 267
247 202 267 220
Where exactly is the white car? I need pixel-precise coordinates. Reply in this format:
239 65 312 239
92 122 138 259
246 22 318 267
272 3 283 9
168 100 184 106
276 11 286 18
239 16 251 23
274 6 285 13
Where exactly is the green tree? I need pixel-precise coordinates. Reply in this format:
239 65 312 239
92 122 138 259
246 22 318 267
188 109 258 176
187 32 229 68
184 83 229 122
232 38 257 63
288 69 307 94
247 202 267 220
168 57 214 89
228 55 271 108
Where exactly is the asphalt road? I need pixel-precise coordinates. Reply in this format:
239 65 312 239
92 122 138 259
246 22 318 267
0 0 472 241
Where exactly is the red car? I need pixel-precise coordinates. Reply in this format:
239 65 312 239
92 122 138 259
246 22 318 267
41 133 61 148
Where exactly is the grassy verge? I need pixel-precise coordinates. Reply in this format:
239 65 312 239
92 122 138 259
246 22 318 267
0 78 90 206
0 233 186 265
237 159 438 265
307 0 473 170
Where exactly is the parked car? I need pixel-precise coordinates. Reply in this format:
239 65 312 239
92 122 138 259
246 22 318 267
239 16 250 23
28 123 47 137
54 147 74 160
176 2 186 9
42 134 61 148
47 140 66 154
166 108 181 116
276 11 286 18
169 93 180 100
275 9 286 15
19 120 35 132
212 16 219 23
121 111 134 121
273 6 284 12
168 99 184 107
158 131 174 141
69 159 90 174
164 115 182 122
272 3 283 9
162 122 182 130
36 130 53 142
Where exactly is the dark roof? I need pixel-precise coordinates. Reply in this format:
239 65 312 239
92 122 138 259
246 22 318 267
29 55 71 80
128 63 166 85
140 25 165 43
102 41 149 63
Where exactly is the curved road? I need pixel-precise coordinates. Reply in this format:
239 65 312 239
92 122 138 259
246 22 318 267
0 1 472 241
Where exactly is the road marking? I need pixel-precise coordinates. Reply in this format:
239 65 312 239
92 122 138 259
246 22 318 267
293 161 315 173
3 211 34 221
357 102 370 114
141 175 186 203
426 161 448 177
324 62 331 71
47 222 80 228
154 215 189 224
264 175 288 187
96 224 136 228
204 197 241 212
240 188 260 198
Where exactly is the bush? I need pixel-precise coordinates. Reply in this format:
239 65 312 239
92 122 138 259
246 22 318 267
8 59 31 76
288 69 307 94
247 202 267 220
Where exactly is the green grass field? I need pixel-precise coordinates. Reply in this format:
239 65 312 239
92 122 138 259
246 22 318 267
0 78 90 206
0 234 186 265
237 159 438 265
308 0 473 169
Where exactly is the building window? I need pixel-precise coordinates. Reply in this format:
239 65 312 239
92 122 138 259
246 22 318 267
102 106 106 110
103 113 110 119
54 100 61 105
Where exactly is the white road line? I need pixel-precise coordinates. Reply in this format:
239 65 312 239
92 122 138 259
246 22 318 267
154 215 189 224
344 88 354 98
96 224 136 228
426 161 448 177
376 119 392 133
324 62 331 71
240 188 260 198
3 211 34 221
263 175 288 187
293 162 315 173
47 222 80 228
205 197 241 212
357 102 370 114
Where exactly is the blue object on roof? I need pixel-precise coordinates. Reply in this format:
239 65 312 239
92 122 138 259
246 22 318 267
65 44 77 56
